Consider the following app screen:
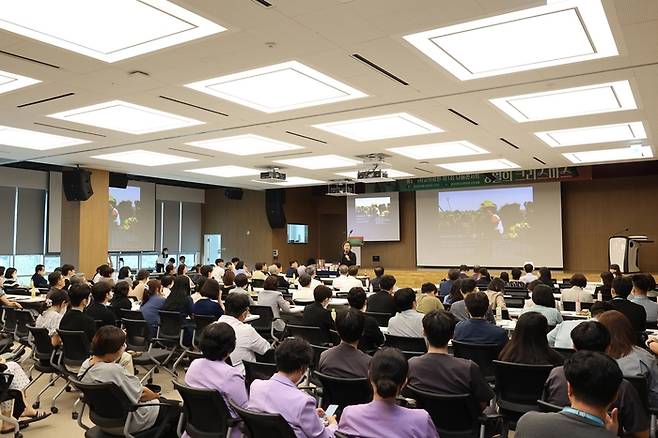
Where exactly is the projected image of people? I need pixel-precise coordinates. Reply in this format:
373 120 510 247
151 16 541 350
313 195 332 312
355 196 391 225
109 186 142 231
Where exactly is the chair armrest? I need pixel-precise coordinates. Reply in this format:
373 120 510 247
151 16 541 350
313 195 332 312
128 399 182 412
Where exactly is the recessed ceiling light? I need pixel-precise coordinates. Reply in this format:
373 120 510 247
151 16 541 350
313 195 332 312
563 145 653 164
536 122 647 147
48 100 204 134
387 141 488 160
438 158 520 173
404 0 617 80
490 80 636 122
185 165 260 178
0 125 90 150
335 169 414 179
91 149 197 166
186 134 303 156
251 177 325 186
273 154 362 170
0 69 40 95
312 113 443 141
0 0 225 62
185 61 367 113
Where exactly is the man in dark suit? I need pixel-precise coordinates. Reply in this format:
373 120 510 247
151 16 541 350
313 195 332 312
302 285 336 342
609 276 646 334
366 274 396 315
347 287 384 353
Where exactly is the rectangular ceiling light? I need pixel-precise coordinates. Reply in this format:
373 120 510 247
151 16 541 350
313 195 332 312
186 134 303 156
490 80 636 122
312 113 443 141
438 158 520 173
273 154 362 170
91 149 197 166
0 0 225 62
185 61 367 113
0 69 40 95
536 122 647 147
403 0 617 80
336 169 414 179
0 125 90 150
185 165 260 178
251 177 325 186
388 141 488 160
563 145 653 164
48 100 204 134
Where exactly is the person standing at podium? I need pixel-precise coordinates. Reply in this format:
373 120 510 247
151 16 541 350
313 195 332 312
341 241 357 266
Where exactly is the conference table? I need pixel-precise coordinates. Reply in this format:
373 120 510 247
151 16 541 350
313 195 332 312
7 293 46 311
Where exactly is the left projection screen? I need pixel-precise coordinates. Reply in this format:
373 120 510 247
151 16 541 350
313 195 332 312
346 192 401 241
108 181 155 251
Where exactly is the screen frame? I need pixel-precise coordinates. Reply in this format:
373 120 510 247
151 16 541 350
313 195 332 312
287 223 309 245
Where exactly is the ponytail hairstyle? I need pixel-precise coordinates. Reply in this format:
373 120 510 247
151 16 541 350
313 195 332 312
369 348 408 399
142 279 161 306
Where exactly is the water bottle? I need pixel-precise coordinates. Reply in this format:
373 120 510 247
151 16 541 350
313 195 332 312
575 295 581 313
30 280 37 299
597 291 603 302
496 304 502 321
331 308 336 321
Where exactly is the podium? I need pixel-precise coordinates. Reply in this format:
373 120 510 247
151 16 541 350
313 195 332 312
348 236 364 266
609 235 653 273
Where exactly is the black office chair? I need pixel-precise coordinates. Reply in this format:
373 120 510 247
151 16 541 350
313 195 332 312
229 400 296 438
451 341 505 383
26 326 65 413
251 279 265 290
243 360 277 392
173 314 218 370
561 301 593 311
405 385 490 438
287 324 331 346
120 309 144 320
249 305 279 341
121 318 175 383
173 380 241 438
554 347 575 361
310 344 329 372
155 310 188 374
56 329 92 416
1 308 25 359
384 334 427 353
537 400 563 413
0 373 21 437
503 297 525 308
493 360 555 434
364 311 392 327
313 371 371 416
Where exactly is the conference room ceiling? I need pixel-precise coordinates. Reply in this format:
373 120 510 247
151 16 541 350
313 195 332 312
0 0 656 190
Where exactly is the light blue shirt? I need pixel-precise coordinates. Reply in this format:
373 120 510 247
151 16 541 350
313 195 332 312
630 295 658 323
547 319 590 348
522 305 563 326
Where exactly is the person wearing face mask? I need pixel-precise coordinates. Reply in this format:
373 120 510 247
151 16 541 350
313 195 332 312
36 289 70 346
302 285 336 342
85 282 118 327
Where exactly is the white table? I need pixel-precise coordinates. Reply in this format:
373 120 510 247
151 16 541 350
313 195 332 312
286 306 305 314
329 298 348 306
245 314 260 323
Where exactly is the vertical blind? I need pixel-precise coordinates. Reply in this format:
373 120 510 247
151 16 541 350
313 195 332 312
16 188 46 254
0 187 16 254
181 202 201 252
162 200 181 252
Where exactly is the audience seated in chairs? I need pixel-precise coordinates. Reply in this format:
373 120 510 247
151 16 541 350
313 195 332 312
408 310 494 411
542 321 650 437
185 322 247 438
521 285 564 327
515 351 622 437
35 289 69 345
78 325 181 437
337 348 439 438
60 264 76 290
450 279 495 323
292 274 314 303
218 294 272 374
267 264 289 289
438 268 459 299
127 269 150 302
84 282 116 328
387 288 424 338
484 277 507 311
0 360 51 433
257 275 291 332
560 273 593 305
370 266 385 292
247 337 337 437
499 312 563 367
347 287 384 353
443 278 463 306
508 268 526 289
630 274 658 324
192 278 224 319
318 308 370 378
109 280 132 319
453 291 509 346
302 285 336 341
140 279 166 338
416 282 444 314
547 301 613 349
45 271 66 300
163 276 194 319
366 275 397 315
230 273 253 304
609 276 647 333
1 268 19 290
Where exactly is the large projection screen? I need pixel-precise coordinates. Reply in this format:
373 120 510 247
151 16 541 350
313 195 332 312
108 181 156 251
416 183 563 267
346 192 400 241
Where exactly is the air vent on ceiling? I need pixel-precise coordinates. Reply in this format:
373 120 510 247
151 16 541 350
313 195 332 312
17 92 75 108
448 108 478 126
500 138 520 150
285 131 327 144
351 53 409 86
0 50 60 69
413 167 434 174
168 147 214 158
32 122 106 137
533 157 547 165
263 151 314 159
251 0 272 7
159 96 228 116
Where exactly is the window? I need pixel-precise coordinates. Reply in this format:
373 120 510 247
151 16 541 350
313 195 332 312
14 254 43 282
178 253 197 266
118 254 139 270
0 255 12 269
44 255 61 272
141 253 159 270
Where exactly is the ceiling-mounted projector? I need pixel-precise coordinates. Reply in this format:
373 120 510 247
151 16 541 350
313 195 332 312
327 181 357 196
260 168 286 182
356 168 395 183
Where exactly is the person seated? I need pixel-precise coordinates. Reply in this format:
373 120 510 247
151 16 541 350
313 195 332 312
302 285 336 342
597 271 614 301
630 274 658 323
267 264 289 289
508 268 526 288
387 288 424 338
471 265 481 282
60 264 76 290
1 268 19 290
292 274 314 303
543 321 650 438
476 267 491 288
598 310 658 405
521 284 563 327
109 280 132 319
347 287 384 352
31 264 48 288
162 276 194 318
520 263 538 284
450 279 495 323
516 351 622 437
305 266 323 290
499 271 510 282
333 265 362 292
128 269 150 301
218 294 272 373
609 276 646 333
78 326 181 436
318 308 371 378
251 262 266 281
408 310 493 410
453 292 508 346
416 282 444 314
338 348 438 438
547 301 613 349
211 259 225 282
140 280 166 338
160 275 173 298
538 267 554 287
46 270 66 300
193 278 224 320
484 277 506 311
36 289 69 345
257 275 291 331
248 338 337 437
366 274 397 315
438 269 459 299
610 264 623 278
164 264 176 277
443 279 463 306
188 264 205 286
185 322 247 438
285 260 299 278
85 282 117 327
0 359 51 433
499 312 563 367
117 266 132 282
229 273 253 303
95 264 115 287
561 273 593 305
370 266 385 291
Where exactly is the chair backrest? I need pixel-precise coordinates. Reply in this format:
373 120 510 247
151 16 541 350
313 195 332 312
451 340 504 381
14 309 35 338
384 334 427 353
173 379 235 437
2 307 17 334
554 347 575 361
310 344 329 371
493 360 555 411
70 377 133 429
0 373 14 403
624 375 649 413
157 310 185 340
364 311 392 327
120 309 144 320
504 289 528 299
27 325 53 359
503 296 526 308
57 329 91 366
405 385 480 437
537 399 563 413
287 324 329 345
251 279 265 289
121 318 151 351
249 305 274 330
313 371 372 411
192 314 217 347
229 400 296 438
243 361 277 390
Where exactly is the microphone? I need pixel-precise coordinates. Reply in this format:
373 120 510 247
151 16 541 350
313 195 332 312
348 229 354 236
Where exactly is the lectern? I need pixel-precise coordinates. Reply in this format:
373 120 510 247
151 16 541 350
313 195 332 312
608 235 653 273
348 236 364 266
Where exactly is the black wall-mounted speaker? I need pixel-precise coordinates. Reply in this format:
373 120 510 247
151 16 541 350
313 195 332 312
63 168 94 201
265 189 286 228
109 172 129 188
224 188 244 200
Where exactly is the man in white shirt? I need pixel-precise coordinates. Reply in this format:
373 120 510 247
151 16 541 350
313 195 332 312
305 266 322 290
333 265 363 292
230 273 254 304
292 274 315 303
211 258 225 282
520 263 538 284
547 301 612 348
387 288 424 338
561 273 594 304
217 293 272 373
